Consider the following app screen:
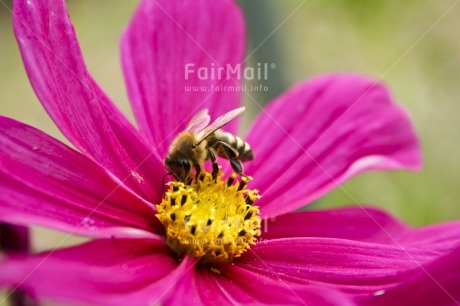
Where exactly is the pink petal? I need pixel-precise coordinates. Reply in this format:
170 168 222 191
245 74 421 217
162 255 202 306
196 266 356 306
394 221 460 253
357 245 460 306
0 116 162 238
13 0 163 201
264 205 460 252
122 0 245 156
236 238 440 294
162 259 356 306
0 238 189 306
262 206 410 243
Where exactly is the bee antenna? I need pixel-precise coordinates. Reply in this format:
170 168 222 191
162 172 173 194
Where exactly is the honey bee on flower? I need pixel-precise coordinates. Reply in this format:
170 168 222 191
165 107 253 182
1 0 460 305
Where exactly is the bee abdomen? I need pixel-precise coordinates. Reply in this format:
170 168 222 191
214 130 254 162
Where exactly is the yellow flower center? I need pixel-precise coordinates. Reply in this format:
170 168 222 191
156 171 261 263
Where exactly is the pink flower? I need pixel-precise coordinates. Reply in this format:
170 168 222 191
1 0 460 305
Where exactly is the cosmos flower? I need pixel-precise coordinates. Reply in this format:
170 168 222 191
1 0 460 305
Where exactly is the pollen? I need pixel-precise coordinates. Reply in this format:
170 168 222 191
156 171 261 263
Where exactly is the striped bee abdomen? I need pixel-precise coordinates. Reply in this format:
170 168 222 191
212 130 254 162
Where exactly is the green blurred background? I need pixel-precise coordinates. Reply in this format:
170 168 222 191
1 0 460 261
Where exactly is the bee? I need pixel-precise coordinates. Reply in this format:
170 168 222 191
165 107 254 182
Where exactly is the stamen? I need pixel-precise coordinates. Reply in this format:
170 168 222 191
156 170 261 263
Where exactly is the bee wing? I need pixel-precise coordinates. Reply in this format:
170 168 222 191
196 107 245 144
185 109 211 133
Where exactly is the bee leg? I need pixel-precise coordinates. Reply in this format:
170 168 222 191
217 141 239 159
230 159 244 175
207 148 219 181
195 164 201 183
217 141 245 177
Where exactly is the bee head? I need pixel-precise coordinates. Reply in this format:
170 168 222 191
164 156 191 182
